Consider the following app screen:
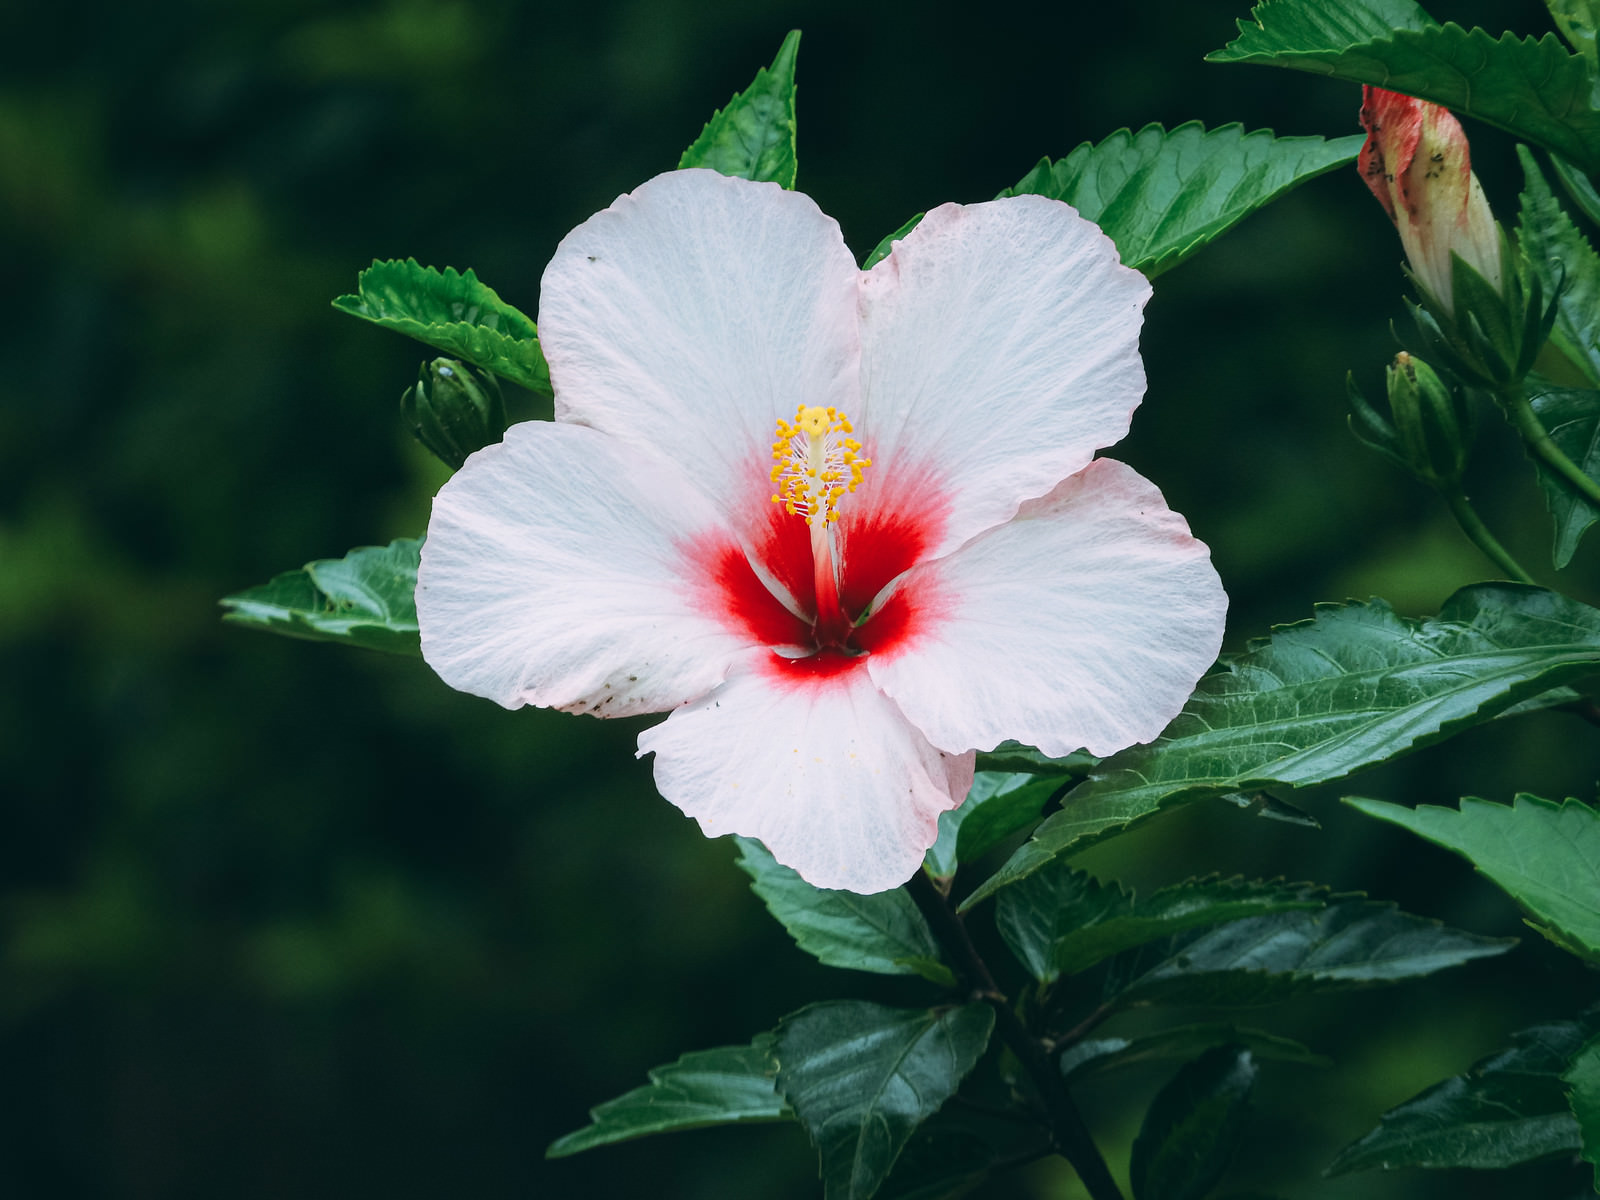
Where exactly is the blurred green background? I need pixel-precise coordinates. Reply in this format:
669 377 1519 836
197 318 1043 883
5 0 1599 1196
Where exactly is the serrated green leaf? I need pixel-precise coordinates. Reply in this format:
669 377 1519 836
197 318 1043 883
332 259 550 395
998 864 1326 983
1328 1014 1600 1173
776 1001 994 1200
924 772 1059 880
863 214 924 270
974 743 1099 776
964 584 1600 908
1211 11 1600 174
1131 1046 1257 1200
1003 123 1362 278
679 30 799 189
546 1034 788 1157
1553 153 1600 227
878 1108 1049 1200
735 839 942 978
1519 148 1600 389
1549 0 1600 63
1059 1024 1327 1081
1347 794 1600 962
1528 388 1600 568
1565 1032 1600 1190
219 538 421 656
1104 901 1514 1009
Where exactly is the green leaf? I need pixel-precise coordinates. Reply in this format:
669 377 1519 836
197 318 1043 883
1564 1032 1600 1190
546 1034 788 1157
1059 1024 1327 1081
997 865 1325 983
1103 901 1514 1009
1211 10 1600 174
1328 1014 1600 1173
1553 154 1600 227
1550 0 1600 63
678 30 800 189
1529 388 1600 569
1520 147 1600 387
878 1108 1049 1200
974 743 1099 776
965 584 1600 908
863 214 925 270
736 839 944 979
1346 794 1600 962
776 1001 994 1200
1131 1046 1257 1200
332 259 550 395
924 773 1059 880
219 538 421 656
1003 123 1362 278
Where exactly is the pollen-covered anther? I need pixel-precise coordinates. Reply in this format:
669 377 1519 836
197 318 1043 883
769 404 872 526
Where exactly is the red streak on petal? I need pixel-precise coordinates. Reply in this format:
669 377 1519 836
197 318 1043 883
835 456 949 619
758 648 864 685
684 536 810 648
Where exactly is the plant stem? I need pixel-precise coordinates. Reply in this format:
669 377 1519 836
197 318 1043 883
1504 390 1600 508
1441 489 1537 584
907 870 1126 1200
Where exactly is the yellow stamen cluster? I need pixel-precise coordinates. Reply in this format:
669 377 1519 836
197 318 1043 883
769 404 871 526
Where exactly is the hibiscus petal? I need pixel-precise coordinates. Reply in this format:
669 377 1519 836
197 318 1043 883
853 196 1152 557
537 169 862 524
866 458 1226 758
417 421 761 717
637 656 975 893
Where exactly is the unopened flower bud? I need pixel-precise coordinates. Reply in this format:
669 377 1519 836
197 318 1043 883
1359 87 1503 317
401 358 506 470
1354 352 1473 489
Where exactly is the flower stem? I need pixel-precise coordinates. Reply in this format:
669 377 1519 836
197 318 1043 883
907 870 1125 1200
1503 390 1600 509
1441 489 1536 584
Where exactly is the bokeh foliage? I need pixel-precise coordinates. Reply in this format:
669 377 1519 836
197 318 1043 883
3 0 1596 1197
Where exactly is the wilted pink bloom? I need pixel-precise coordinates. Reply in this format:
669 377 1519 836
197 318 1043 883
416 169 1226 893
1359 85 1503 314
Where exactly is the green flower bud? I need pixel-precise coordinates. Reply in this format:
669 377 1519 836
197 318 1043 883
401 358 507 470
1385 351 1473 489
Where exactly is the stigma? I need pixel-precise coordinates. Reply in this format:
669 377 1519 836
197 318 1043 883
769 405 871 526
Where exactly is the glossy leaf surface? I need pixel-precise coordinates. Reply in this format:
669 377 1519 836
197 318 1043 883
220 538 422 656
776 1001 994 1200
679 30 800 189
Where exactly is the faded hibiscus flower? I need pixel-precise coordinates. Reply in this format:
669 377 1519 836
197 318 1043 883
416 169 1226 893
1359 85 1503 315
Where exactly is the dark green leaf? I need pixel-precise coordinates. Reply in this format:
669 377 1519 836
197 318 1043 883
736 839 944 979
1328 1014 1600 1173
679 30 800 189
1519 147 1600 391
1564 1032 1600 1190
1548 0 1600 63
1211 10 1600 174
973 743 1098 776
219 538 421 656
1004 123 1362 277
546 1035 788 1157
1529 388 1600 568
776 1001 994 1200
332 259 550 394
966 584 1600 907
863 214 924 270
1130 1046 1257 1200
1059 1024 1327 1081
924 773 1059 880
1104 901 1514 1009
878 1109 1049 1200
1346 794 1600 962
998 864 1325 983
1553 154 1600 227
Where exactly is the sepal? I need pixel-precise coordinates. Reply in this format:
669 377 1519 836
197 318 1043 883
401 357 507 470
